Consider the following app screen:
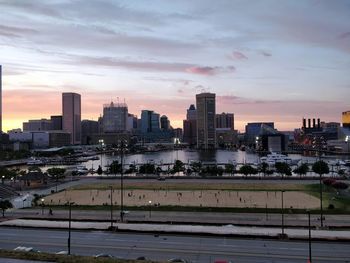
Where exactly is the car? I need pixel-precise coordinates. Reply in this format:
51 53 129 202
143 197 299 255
157 177 166 181
14 246 40 253
214 260 233 263
136 256 150 260
168 259 189 263
56 250 68 255
94 253 114 258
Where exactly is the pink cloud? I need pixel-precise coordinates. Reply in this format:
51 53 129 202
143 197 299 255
230 51 248 60
186 66 235 75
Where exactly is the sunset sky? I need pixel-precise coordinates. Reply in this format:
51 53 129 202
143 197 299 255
1 0 349 132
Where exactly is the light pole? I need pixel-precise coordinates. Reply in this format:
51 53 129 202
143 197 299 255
307 210 312 263
119 140 127 222
148 200 152 218
110 186 113 228
319 174 324 228
1 175 4 184
41 198 45 215
67 202 74 255
281 190 285 236
346 136 349 155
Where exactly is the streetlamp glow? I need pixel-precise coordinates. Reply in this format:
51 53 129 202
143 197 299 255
148 200 152 218
41 198 45 215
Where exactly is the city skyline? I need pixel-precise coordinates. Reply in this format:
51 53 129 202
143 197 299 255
1 0 350 132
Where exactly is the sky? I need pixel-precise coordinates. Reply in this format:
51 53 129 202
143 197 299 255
0 0 349 132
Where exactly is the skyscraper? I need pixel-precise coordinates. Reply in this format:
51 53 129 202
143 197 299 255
141 110 160 133
62 92 81 144
160 115 170 130
0 65 2 133
196 93 216 149
216 113 234 130
183 104 197 146
102 101 128 132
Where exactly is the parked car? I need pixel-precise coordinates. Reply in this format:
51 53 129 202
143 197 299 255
94 253 114 258
168 259 190 263
14 246 40 253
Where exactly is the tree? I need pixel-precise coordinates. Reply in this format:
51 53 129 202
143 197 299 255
190 162 202 174
47 168 66 182
312 160 329 176
172 160 185 174
239 165 258 177
293 163 309 178
109 160 122 175
259 162 269 177
97 165 103 175
139 163 155 174
0 200 13 217
275 162 292 178
312 160 329 227
224 163 235 175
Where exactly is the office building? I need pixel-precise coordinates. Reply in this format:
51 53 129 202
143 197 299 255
50 115 62 130
196 93 216 149
62 92 81 144
216 112 234 130
141 110 160 133
160 115 170 130
183 104 197 146
343 111 350 128
23 119 52 131
102 101 128 133
186 104 197 121
126 113 138 131
81 120 99 145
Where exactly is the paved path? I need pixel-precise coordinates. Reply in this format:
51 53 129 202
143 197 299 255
7 208 350 227
1 219 350 240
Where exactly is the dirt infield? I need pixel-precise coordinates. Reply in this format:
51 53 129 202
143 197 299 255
45 189 320 209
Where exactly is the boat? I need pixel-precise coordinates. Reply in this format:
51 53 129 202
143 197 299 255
260 152 294 166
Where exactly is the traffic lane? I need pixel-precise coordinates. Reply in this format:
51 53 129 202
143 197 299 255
0 227 349 262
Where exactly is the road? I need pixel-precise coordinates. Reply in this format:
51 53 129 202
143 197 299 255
0 227 349 263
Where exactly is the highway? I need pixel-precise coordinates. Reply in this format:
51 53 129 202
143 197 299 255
0 227 349 262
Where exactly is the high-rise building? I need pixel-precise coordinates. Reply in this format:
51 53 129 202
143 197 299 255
183 104 197 145
342 111 350 128
50 115 62 130
23 119 52 131
141 110 160 133
196 93 216 149
0 65 2 133
216 112 234 130
102 101 128 133
126 113 138 131
160 115 170 130
62 92 81 144
81 119 99 145
186 104 196 121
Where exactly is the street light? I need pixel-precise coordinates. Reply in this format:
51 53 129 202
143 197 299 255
41 198 45 215
346 136 350 155
110 186 113 229
281 190 285 237
307 210 312 263
1 175 4 184
118 139 127 222
67 202 74 255
148 200 152 218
